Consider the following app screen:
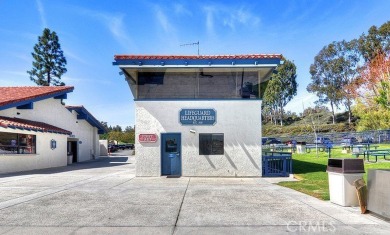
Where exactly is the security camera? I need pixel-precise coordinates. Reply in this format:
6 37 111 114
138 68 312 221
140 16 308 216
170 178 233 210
190 129 196 133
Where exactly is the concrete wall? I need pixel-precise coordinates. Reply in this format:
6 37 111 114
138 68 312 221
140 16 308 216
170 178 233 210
0 128 68 174
0 98 100 162
135 100 262 177
99 139 108 156
367 169 390 219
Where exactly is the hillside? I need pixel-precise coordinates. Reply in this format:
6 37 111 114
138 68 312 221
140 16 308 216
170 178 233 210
262 111 357 137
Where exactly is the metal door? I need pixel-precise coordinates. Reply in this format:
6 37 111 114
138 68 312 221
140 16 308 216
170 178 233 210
161 133 181 176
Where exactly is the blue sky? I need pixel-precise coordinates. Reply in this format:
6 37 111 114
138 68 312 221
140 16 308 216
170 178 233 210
1 0 390 128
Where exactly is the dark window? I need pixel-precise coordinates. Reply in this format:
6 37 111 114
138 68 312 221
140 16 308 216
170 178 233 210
199 133 224 155
165 138 178 153
134 69 267 99
138 72 165 85
0 132 36 154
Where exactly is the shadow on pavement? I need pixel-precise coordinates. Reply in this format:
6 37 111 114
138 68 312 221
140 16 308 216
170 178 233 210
0 155 132 178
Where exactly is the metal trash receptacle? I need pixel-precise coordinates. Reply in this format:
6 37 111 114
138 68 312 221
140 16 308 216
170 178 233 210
327 158 365 207
67 153 73 164
296 142 306 154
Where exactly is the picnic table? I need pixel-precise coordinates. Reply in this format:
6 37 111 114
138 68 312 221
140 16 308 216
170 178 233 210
359 143 379 150
341 144 352 151
270 144 296 153
305 144 325 153
353 149 390 163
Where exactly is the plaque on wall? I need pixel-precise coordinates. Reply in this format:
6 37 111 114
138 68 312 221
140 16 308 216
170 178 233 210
179 109 216 125
139 134 158 143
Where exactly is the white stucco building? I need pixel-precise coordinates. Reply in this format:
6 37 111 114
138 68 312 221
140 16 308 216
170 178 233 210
114 54 282 177
0 86 106 174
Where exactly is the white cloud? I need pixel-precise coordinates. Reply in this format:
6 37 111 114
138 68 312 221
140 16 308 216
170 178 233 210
154 6 173 33
174 3 192 16
62 48 89 65
78 8 135 52
105 15 134 52
203 6 215 35
0 70 34 86
203 5 260 33
36 0 47 28
223 7 260 30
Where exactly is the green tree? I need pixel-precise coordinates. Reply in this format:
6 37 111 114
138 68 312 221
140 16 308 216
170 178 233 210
358 21 390 62
263 83 279 125
111 125 122 132
121 131 135 143
333 40 360 123
263 59 298 126
353 100 390 131
27 28 67 86
375 80 390 109
108 131 120 143
124 126 135 132
307 42 346 124
99 121 109 140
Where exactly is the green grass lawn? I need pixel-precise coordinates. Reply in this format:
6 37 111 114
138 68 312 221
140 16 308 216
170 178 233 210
276 144 390 200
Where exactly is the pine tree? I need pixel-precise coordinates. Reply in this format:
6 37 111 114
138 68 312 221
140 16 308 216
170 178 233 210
27 28 67 86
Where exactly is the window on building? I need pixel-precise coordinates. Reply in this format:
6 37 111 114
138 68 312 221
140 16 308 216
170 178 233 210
199 133 224 155
0 132 36 154
133 68 271 99
165 138 178 153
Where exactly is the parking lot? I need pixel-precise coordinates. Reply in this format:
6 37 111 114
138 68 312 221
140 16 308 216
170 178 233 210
0 150 389 234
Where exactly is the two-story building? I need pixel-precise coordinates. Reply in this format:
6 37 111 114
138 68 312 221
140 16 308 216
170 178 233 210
113 54 282 177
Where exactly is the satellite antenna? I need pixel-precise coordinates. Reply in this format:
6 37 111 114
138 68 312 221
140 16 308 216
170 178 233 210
180 41 199 55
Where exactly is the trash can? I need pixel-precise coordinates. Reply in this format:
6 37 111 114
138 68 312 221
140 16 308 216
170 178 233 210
296 142 306 154
169 153 178 175
67 153 73 164
327 158 365 206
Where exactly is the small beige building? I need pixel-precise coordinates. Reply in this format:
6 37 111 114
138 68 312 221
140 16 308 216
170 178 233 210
113 54 282 177
0 86 106 174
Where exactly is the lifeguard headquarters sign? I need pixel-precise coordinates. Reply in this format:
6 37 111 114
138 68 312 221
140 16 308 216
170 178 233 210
179 109 216 125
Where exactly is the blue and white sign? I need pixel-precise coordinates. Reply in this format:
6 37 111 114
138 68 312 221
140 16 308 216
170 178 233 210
179 109 216 125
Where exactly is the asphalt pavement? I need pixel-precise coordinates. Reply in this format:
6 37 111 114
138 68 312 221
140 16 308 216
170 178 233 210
0 150 389 234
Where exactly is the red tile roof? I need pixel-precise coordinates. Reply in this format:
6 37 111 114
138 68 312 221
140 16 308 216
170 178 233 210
0 86 74 107
114 54 282 60
0 116 71 135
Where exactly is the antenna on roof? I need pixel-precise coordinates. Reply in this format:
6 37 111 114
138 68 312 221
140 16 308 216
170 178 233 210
180 41 199 55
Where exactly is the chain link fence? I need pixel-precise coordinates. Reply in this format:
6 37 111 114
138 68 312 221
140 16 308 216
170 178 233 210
275 130 390 145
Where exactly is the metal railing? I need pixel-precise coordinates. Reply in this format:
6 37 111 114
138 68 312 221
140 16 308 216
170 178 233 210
262 151 292 177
